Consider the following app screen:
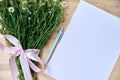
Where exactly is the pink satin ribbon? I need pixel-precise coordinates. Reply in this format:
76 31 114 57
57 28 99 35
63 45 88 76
0 35 44 80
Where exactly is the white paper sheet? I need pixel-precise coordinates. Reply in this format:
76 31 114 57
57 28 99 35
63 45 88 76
46 1 120 80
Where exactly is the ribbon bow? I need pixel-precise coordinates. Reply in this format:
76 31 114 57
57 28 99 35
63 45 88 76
0 35 44 80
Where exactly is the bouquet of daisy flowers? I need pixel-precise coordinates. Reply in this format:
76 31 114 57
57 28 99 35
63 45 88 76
0 0 67 80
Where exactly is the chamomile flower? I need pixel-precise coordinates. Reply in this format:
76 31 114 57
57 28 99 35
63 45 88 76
0 0 3 2
60 1 67 8
28 10 32 14
22 5 27 10
21 0 28 4
8 7 15 13
34 10 38 14
28 17 31 20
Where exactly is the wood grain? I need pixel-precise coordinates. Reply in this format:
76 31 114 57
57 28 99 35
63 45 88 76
86 0 120 18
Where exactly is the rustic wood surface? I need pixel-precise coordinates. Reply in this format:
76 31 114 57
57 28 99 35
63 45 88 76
0 0 120 80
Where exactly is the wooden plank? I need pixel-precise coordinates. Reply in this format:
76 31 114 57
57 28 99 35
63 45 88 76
0 71 13 80
109 56 120 80
86 0 120 18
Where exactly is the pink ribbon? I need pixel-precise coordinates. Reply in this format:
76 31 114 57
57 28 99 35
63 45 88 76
0 35 44 80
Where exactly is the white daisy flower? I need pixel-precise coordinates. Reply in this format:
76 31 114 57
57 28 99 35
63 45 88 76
28 10 32 14
8 7 15 13
28 17 31 20
22 7 27 11
22 1 28 4
0 0 3 2
22 5 27 11
60 1 67 8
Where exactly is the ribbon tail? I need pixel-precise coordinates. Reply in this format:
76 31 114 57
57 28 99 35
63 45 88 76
5 35 20 47
28 59 41 72
34 55 44 71
26 52 44 70
9 56 19 80
20 54 33 80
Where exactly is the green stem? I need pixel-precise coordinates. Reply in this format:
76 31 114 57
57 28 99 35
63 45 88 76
0 0 64 80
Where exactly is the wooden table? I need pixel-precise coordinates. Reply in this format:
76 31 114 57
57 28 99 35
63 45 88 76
0 0 120 80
